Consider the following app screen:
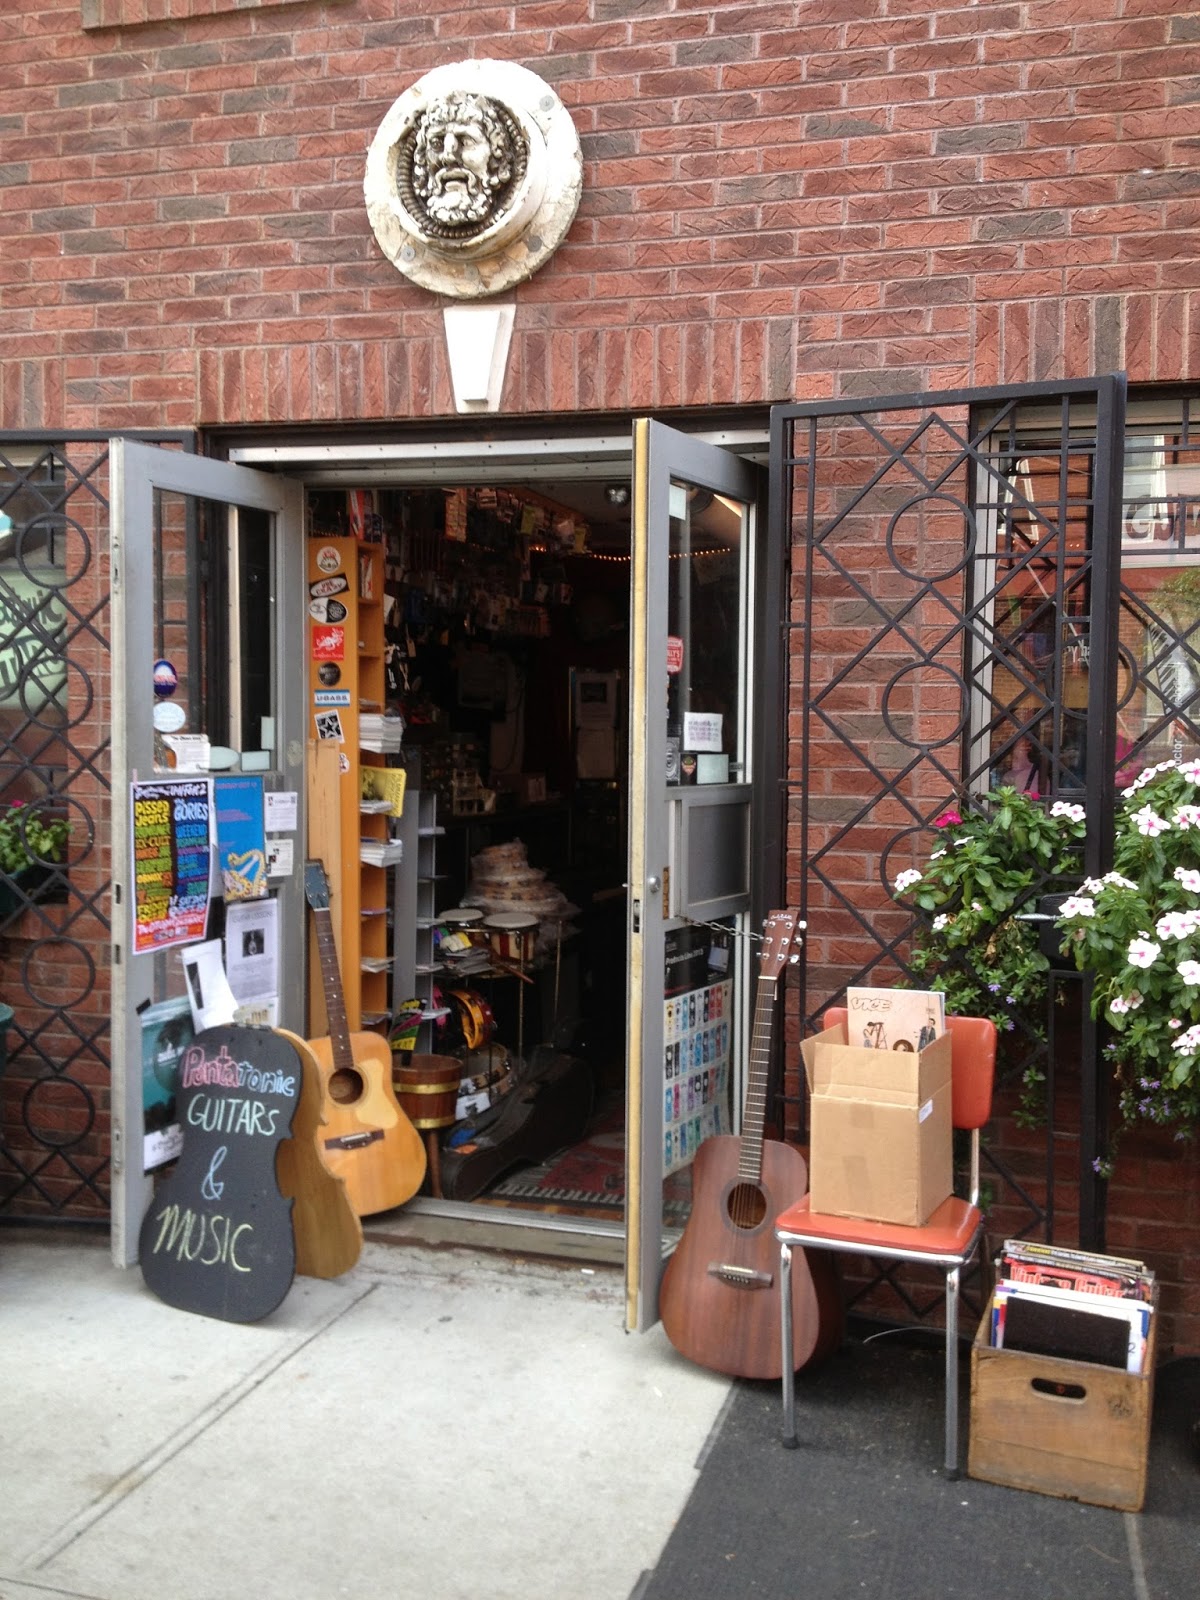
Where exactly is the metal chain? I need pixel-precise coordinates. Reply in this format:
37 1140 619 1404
678 914 803 945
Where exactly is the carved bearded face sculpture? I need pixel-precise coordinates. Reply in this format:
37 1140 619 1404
409 93 522 238
364 60 583 297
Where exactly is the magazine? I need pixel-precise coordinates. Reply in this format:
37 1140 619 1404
844 986 946 1052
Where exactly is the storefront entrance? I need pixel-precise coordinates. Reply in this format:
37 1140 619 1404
107 420 772 1329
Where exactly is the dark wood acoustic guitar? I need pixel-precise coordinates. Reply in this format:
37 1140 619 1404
304 860 426 1216
659 909 842 1379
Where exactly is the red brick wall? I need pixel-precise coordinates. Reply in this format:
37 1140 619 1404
3 1 1200 1345
4 1 1200 430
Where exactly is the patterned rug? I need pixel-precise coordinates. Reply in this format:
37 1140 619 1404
480 1102 692 1222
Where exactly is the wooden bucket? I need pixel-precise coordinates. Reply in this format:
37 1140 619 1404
394 1054 463 1129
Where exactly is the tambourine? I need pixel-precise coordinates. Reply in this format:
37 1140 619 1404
447 988 496 1051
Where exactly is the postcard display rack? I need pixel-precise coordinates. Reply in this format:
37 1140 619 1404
391 789 445 1051
307 534 392 1032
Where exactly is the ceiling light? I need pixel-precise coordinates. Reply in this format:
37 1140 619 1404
604 483 630 506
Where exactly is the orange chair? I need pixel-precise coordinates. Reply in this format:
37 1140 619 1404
775 1008 997 1478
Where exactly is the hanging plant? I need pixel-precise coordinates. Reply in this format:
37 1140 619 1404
0 801 70 876
1056 758 1200 1166
891 788 1087 1124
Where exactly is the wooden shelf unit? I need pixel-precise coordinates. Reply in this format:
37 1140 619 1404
306 532 389 1033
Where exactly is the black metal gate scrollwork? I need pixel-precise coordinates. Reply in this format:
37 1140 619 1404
0 432 191 1225
771 379 1129 1301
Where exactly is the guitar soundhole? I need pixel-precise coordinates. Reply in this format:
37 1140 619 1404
725 1182 767 1231
329 1066 365 1105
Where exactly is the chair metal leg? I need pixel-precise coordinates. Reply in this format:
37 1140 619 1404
780 1241 797 1447
944 1264 961 1480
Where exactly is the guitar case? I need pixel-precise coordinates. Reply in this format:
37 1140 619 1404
438 1049 593 1203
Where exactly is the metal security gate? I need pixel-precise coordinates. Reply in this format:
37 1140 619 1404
0 431 192 1224
771 378 1128 1278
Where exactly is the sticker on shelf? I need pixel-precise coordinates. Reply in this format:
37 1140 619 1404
317 662 341 687
311 626 345 661
314 545 343 575
314 690 351 707
310 573 349 598
314 709 344 742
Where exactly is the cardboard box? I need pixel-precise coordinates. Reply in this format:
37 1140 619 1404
968 1303 1156 1511
800 1022 953 1225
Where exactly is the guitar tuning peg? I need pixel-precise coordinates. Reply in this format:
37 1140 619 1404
789 953 800 964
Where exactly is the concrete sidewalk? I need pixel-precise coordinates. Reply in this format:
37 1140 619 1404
0 1229 729 1600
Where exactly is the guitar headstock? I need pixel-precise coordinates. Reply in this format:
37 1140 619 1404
759 909 803 979
304 859 331 913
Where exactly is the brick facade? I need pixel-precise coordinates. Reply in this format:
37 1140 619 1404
4 2 1200 430
3 1 1200 1348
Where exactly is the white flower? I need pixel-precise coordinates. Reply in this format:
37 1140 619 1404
1175 867 1200 893
1050 801 1085 821
1156 911 1194 940
1178 960 1200 986
929 849 946 861
932 914 948 931
892 868 923 893
1127 936 1162 969
1174 805 1200 829
1058 895 1095 919
1174 1023 1200 1054
1133 806 1170 837
1109 996 1134 1015
1180 759 1200 783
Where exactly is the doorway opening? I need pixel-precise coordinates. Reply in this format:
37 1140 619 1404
303 473 651 1234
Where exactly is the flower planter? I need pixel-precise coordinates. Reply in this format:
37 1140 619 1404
0 864 60 921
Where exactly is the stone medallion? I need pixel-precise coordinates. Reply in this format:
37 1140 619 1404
364 59 583 299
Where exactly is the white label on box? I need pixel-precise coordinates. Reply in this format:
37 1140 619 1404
919 1097 934 1122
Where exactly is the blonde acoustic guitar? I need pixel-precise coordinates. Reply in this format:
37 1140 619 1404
303 861 426 1216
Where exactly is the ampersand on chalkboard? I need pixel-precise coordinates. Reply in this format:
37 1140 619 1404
201 1144 227 1202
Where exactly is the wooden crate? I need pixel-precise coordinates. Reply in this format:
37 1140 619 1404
967 1304 1156 1512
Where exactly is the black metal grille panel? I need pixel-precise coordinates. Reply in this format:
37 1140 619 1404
772 380 1127 1276
0 433 190 1223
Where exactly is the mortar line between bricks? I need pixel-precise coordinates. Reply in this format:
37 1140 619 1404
17 1283 378 1577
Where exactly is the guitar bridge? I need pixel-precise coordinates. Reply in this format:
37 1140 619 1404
707 1264 773 1289
325 1129 384 1151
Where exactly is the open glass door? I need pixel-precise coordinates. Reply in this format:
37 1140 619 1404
625 420 765 1331
109 441 304 1266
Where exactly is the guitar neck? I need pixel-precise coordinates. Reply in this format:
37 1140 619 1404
312 905 355 1070
737 973 778 1184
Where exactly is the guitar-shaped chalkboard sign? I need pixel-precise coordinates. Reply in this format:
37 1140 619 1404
303 860 426 1215
659 910 843 1378
139 1024 302 1323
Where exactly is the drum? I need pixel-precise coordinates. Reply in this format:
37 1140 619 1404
441 906 487 949
484 911 539 964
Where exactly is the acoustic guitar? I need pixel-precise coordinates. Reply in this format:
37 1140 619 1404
659 909 842 1379
303 860 426 1216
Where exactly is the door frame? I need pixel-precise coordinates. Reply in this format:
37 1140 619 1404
624 419 775 1332
109 439 306 1266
